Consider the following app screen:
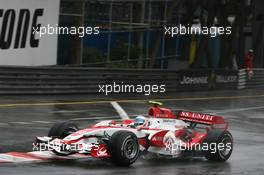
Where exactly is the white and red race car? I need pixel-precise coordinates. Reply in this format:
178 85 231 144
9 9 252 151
36 101 233 166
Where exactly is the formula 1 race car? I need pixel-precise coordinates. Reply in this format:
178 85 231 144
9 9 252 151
35 101 233 166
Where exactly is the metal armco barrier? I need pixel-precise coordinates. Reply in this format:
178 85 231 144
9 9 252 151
238 68 264 89
0 66 242 95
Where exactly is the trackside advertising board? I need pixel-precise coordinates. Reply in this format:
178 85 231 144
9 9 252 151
0 0 59 66
177 69 238 91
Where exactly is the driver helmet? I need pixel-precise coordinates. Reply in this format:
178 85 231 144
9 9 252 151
134 115 146 126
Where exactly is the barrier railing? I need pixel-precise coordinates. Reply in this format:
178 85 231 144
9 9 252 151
0 66 253 95
238 68 264 89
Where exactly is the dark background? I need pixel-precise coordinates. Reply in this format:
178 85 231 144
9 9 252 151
58 0 264 70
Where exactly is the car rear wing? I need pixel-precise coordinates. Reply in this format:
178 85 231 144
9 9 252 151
177 111 228 129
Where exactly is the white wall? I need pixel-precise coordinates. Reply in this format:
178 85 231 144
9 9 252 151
0 0 60 66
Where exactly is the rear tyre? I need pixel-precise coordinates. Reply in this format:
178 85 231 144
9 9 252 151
203 130 233 161
48 122 79 139
108 131 139 166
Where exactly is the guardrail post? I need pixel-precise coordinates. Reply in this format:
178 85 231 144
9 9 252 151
237 69 247 89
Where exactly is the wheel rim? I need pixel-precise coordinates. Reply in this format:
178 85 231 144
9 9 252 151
123 139 138 159
219 135 232 157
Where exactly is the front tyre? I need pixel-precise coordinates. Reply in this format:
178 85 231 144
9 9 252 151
48 122 79 156
108 131 139 166
203 130 233 161
48 122 79 139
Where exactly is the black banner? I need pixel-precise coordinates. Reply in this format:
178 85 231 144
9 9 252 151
176 69 238 91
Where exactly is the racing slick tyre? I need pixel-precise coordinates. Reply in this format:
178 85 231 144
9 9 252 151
202 129 233 161
48 122 79 139
48 122 79 156
108 131 139 166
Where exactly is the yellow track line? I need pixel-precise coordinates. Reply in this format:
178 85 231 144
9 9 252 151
0 94 264 108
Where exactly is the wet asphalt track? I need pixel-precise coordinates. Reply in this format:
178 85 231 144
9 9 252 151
0 89 264 175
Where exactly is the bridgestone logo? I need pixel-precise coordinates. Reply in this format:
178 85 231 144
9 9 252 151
0 8 43 49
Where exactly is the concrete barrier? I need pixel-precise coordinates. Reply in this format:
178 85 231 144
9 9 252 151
0 66 245 95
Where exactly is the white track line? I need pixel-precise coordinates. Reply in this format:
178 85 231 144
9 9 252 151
204 106 264 114
110 101 130 119
10 122 32 125
33 121 53 124
50 110 101 114
0 123 8 126
246 116 264 119
70 116 119 121
0 116 121 127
